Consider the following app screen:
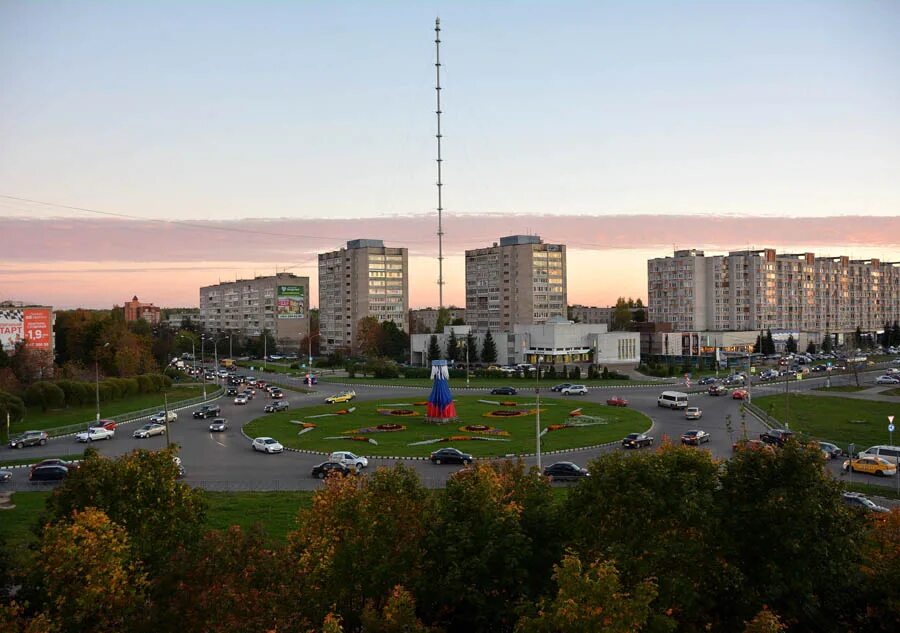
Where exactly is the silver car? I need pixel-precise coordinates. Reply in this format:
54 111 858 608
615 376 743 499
133 423 166 439
208 418 228 432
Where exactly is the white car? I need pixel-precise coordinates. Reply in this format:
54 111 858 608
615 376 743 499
149 410 177 424
875 375 900 385
561 384 588 396
234 395 249 405
133 423 166 438
329 451 368 470
76 426 114 443
684 407 703 420
252 437 283 454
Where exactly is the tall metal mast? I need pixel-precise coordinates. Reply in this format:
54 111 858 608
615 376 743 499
434 17 445 309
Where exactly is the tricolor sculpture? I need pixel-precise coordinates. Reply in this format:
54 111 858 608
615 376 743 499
425 360 458 424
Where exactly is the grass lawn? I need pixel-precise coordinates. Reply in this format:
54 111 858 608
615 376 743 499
881 387 900 397
814 385 869 393
201 491 313 541
13 385 208 435
0 491 48 566
843 482 900 501
319 375 650 389
236 361 298 375
753 394 898 451
244 394 651 458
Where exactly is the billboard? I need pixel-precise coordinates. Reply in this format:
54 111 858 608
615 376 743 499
0 307 53 352
276 286 305 319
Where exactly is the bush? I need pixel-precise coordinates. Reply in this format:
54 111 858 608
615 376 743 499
289 362 300 370
136 374 153 393
0 390 25 424
23 381 66 412
402 367 431 379
571 366 581 379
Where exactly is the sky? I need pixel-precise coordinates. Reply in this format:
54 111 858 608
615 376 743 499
1 1 899 310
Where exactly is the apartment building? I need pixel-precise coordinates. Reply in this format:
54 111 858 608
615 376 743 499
123 296 161 325
409 306 467 334
465 235 567 331
199 273 310 350
318 239 409 355
648 249 900 335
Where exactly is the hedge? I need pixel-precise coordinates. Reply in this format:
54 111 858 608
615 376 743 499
18 374 173 412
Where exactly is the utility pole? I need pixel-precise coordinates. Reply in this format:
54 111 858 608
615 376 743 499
164 393 171 448
535 356 543 471
434 17 445 309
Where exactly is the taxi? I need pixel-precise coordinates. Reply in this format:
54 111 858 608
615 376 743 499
842 456 897 477
325 390 356 404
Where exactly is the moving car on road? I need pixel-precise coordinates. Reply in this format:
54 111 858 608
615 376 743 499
759 428 794 447
29 465 68 482
622 433 653 449
233 394 248 405
208 418 228 432
490 387 518 396
875 375 900 385
192 404 220 419
708 384 727 396
311 461 353 479
133 423 166 438
550 383 572 392
329 451 368 471
681 429 710 445
94 419 118 431
561 384 588 396
150 411 177 424
8 430 48 449
684 407 702 420
0 469 11 483
657 391 688 409
842 456 896 477
606 396 629 407
251 437 284 454
76 426 114 443
264 401 290 413
31 459 79 472
430 447 473 465
841 492 889 513
325 390 356 404
731 389 749 400
818 441 842 460
543 462 589 481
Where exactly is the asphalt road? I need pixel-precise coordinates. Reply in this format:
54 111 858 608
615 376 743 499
3 364 897 493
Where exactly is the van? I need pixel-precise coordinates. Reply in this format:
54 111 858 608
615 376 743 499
657 391 689 409
857 445 900 465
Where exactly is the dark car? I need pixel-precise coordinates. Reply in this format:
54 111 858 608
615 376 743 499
9 430 48 449
0 469 11 483
311 461 352 479
192 404 221 419
680 429 711 445
226 387 238 396
270 390 284 399
622 433 654 449
430 448 473 465
550 383 572 392
708 384 727 396
31 458 79 472
543 462 589 482
29 465 68 482
264 401 289 413
490 387 518 396
760 428 794 446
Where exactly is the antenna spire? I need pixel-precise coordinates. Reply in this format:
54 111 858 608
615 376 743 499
434 17 445 309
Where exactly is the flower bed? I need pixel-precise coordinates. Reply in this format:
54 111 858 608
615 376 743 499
343 423 407 434
460 424 509 436
377 408 420 417
484 410 529 418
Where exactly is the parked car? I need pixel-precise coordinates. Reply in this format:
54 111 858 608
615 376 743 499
429 447 473 465
94 419 118 431
251 437 284 454
311 461 353 479
208 418 228 432
0 469 11 483
561 384 588 396
732 389 749 400
133 423 166 438
684 407 703 420
325 390 356 404
550 383 573 392
622 433 653 449
708 384 727 396
760 428 794 447
192 404 220 419
842 456 896 477
543 462 589 481
490 387 518 396
8 430 48 449
875 375 900 385
841 492 889 513
264 401 290 413
818 441 842 459
29 465 68 482
329 451 369 470
150 410 177 424
606 396 629 407
233 394 249 405
681 429 710 445
76 426 114 443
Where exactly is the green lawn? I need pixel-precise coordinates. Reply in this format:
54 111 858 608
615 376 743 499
814 385 868 393
202 491 313 541
236 361 298 375
244 394 650 458
319 375 650 388
843 482 900 501
753 394 898 451
12 385 207 435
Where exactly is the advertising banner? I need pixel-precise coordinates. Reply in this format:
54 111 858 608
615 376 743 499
0 308 53 352
276 286 305 319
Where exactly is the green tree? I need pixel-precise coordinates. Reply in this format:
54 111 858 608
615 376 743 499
891 320 900 346
466 332 479 364
426 335 442 364
754 332 762 354
785 334 797 354
434 307 451 334
481 330 497 364
0 390 26 425
806 340 817 354
611 297 632 331
822 331 834 353
854 325 863 349
360 585 434 633
379 320 407 363
446 330 459 363
764 329 775 355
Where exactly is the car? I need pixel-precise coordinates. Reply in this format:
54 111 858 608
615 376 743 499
490 387 518 396
242 389 255 399
543 462 589 481
251 437 284 454
684 407 703 420
732 389 749 400
329 451 369 470
264 401 290 413
841 492 889 513
150 410 177 424
759 428 794 446
76 426 114 443
133 423 166 438
681 429 710 445
311 461 353 479
818 441 842 460
233 395 249 405
8 430 48 449
225 387 238 396
697 377 717 386
561 385 588 396
842 456 897 477
875 375 900 385
622 433 653 449
0 469 11 483
94 419 118 431
303 374 318 385
270 390 285 399
30 458 79 472
29 465 68 482
732 439 773 453
606 396 629 407
325 390 356 404
192 404 220 419
256 380 268 389
550 383 573 392
708 384 727 396
429 447 473 465
208 418 228 432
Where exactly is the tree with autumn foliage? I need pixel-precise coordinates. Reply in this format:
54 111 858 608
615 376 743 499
360 585 435 633
356 316 385 358
742 607 787 633
515 553 659 633
857 510 900 630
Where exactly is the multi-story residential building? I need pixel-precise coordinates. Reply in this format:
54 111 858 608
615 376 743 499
123 296 161 325
568 304 645 326
648 249 900 336
409 306 467 334
465 235 567 331
199 273 309 351
318 239 409 355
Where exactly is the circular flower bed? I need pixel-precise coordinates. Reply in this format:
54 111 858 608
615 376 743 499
377 423 405 431
484 410 529 418
343 423 407 434
376 409 420 417
460 424 509 436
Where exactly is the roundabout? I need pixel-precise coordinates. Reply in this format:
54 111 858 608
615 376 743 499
243 395 652 458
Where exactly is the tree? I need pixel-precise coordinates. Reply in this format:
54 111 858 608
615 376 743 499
822 331 834 353
854 325 863 349
450 317 466 326
357 316 384 358
360 585 434 633
743 608 787 633
434 307 451 334
379 320 407 363
754 332 762 354
515 554 658 633
466 332 479 364
806 340 817 354
446 330 459 363
764 330 775 355
481 330 497 364
611 297 632 331
857 508 900 630
0 390 26 425
785 334 797 354
426 335 441 364
892 320 900 347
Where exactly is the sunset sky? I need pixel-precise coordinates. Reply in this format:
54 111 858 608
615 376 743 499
2 1 899 310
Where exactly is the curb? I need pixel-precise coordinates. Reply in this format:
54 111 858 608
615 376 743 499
320 381 676 392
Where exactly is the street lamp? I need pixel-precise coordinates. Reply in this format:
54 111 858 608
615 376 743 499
535 355 544 471
200 335 208 399
307 332 320 385
95 342 110 423
456 337 470 389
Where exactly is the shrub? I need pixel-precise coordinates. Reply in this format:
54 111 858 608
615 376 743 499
23 381 66 412
136 374 153 393
402 367 431 379
0 390 25 424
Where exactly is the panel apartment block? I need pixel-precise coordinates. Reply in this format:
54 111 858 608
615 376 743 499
465 235 567 331
199 273 310 351
318 239 409 355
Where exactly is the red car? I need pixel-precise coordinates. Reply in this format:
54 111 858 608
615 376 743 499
606 396 629 407
732 389 749 400
94 419 117 431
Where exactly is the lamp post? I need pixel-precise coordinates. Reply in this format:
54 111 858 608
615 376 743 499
535 355 544 471
456 338 470 389
307 332 320 385
94 342 110 423
200 335 207 399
